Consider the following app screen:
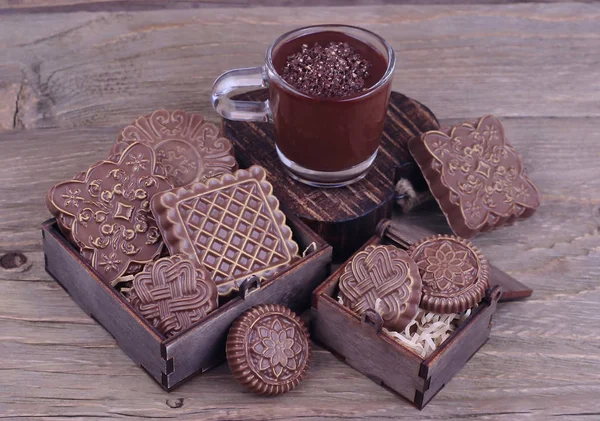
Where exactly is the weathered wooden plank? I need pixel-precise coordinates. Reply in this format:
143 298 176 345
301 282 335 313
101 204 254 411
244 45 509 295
1 115 600 418
2 115 597 257
0 0 586 15
2 295 600 419
0 4 599 132
1 2 599 419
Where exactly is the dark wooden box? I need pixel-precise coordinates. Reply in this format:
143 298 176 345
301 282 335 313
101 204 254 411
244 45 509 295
42 213 332 391
311 221 502 409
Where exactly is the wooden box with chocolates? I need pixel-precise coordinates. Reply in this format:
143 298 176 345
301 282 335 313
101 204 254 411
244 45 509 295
312 221 503 409
41 111 332 390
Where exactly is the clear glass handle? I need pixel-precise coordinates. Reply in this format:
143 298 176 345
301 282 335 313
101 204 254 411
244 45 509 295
211 66 272 122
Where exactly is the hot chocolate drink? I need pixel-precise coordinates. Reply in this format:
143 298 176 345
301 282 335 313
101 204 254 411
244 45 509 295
270 31 392 173
212 25 395 186
281 41 372 98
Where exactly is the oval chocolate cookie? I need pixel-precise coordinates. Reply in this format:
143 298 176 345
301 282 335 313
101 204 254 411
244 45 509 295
408 235 490 314
339 244 422 331
227 304 311 396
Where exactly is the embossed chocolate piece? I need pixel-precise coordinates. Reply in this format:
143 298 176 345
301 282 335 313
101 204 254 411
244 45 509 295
408 235 489 314
151 165 299 296
339 245 422 331
112 110 237 187
128 254 218 337
408 115 541 238
46 143 173 283
227 304 311 396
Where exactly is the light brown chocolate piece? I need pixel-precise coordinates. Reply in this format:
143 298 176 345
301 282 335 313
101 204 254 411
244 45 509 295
128 254 218 337
151 165 299 296
46 142 173 283
227 304 311 396
408 235 489 314
112 110 237 187
408 115 541 238
339 244 422 331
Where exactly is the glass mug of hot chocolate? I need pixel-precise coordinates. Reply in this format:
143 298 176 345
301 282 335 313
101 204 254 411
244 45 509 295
212 25 395 187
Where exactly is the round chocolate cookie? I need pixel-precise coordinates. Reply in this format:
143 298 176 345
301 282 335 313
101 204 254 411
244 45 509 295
338 244 422 331
112 110 237 187
407 235 490 314
227 304 311 396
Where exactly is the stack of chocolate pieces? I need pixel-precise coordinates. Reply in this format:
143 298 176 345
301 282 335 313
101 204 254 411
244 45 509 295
46 110 299 338
365 114 539 355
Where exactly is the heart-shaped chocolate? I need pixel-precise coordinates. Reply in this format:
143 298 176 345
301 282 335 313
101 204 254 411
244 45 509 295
128 254 218 337
339 245 422 331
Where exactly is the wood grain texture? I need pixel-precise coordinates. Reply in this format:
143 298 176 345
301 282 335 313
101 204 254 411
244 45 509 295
1 3 599 132
0 0 587 15
1 3 600 420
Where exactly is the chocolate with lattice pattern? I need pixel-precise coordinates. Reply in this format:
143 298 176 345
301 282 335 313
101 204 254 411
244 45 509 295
151 166 299 296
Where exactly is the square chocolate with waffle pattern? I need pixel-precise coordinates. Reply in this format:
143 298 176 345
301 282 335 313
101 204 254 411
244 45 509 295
151 166 299 296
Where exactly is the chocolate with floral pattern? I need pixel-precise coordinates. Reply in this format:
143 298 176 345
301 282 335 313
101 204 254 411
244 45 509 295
111 110 237 187
408 235 490 314
46 142 173 283
226 304 311 396
408 115 541 238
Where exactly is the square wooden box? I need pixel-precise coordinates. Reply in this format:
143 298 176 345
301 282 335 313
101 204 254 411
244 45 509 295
311 220 502 409
42 214 332 391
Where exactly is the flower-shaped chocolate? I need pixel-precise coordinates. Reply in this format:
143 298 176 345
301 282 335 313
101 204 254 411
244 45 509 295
111 110 237 187
227 304 311 396
253 318 304 377
408 235 490 313
420 241 471 292
46 142 173 283
409 115 541 238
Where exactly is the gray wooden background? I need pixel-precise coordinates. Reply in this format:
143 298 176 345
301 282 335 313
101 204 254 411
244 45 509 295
0 1 599 420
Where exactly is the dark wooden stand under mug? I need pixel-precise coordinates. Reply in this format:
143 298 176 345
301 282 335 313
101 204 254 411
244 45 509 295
225 90 439 262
